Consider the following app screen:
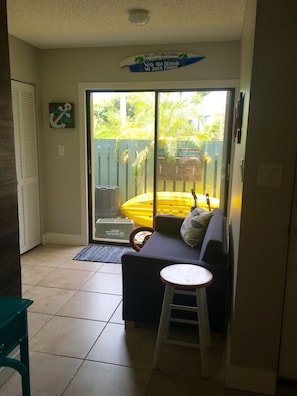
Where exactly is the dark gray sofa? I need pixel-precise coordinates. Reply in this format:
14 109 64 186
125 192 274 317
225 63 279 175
121 208 229 333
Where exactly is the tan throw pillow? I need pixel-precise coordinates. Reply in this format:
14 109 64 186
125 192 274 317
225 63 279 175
180 208 213 248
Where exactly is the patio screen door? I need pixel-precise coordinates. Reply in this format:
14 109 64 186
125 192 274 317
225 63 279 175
87 89 233 244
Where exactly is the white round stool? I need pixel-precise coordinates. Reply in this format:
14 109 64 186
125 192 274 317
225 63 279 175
153 264 213 378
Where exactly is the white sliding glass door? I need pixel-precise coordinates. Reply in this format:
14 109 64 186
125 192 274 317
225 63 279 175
87 89 232 244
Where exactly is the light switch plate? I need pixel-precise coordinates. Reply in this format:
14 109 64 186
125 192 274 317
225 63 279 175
58 145 65 156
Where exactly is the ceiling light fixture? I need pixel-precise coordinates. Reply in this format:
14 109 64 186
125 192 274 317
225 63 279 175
128 9 150 26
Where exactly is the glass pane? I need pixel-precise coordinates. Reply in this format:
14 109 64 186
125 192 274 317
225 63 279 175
89 89 230 243
90 91 155 242
156 90 227 219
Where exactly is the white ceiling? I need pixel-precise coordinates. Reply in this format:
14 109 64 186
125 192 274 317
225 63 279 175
7 0 246 50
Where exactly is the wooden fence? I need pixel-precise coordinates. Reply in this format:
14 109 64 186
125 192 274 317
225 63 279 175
93 139 223 205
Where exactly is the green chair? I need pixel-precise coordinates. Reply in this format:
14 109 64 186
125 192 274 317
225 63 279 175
0 296 33 396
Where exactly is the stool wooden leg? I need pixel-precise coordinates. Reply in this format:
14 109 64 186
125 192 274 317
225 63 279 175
196 288 210 378
153 285 173 369
201 288 211 348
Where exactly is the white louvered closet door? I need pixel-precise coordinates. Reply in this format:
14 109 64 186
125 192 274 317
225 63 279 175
11 81 40 254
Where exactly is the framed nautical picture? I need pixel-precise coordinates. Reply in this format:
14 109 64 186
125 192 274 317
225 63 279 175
49 102 74 128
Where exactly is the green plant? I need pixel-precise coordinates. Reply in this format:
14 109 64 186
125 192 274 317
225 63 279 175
132 145 151 184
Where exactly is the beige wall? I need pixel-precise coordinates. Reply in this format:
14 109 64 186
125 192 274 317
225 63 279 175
9 1 297 392
228 1 256 301
8 37 240 243
9 35 40 84
226 0 297 393
38 41 240 242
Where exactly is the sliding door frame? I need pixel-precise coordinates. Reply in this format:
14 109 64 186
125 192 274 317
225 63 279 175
79 81 238 245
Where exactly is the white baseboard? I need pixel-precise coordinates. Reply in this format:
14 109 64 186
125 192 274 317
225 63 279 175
42 233 83 246
225 364 277 395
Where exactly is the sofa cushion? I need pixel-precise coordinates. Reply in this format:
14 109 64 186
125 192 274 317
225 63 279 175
141 231 201 261
180 208 213 248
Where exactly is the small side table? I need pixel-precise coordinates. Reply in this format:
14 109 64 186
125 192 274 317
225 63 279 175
0 296 33 396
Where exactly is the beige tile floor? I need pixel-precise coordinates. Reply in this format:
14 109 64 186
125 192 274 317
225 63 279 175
0 244 296 396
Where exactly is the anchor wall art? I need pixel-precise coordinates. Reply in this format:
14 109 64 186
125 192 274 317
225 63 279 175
49 102 74 128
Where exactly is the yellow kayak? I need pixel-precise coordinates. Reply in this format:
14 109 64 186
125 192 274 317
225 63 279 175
121 191 219 227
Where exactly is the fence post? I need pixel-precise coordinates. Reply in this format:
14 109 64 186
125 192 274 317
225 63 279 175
107 144 110 185
98 146 101 185
203 156 207 194
144 159 148 193
213 154 218 197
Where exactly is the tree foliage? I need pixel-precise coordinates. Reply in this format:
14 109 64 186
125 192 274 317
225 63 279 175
93 91 224 184
93 91 220 143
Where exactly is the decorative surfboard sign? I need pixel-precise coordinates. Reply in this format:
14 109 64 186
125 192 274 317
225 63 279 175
49 102 74 128
120 52 205 73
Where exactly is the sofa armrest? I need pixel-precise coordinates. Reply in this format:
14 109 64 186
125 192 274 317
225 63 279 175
154 214 184 237
200 209 228 265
